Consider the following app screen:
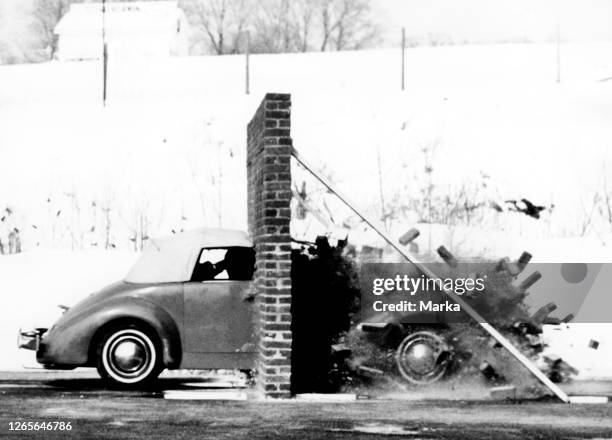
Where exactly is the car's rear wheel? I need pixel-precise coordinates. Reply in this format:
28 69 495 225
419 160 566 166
96 325 163 387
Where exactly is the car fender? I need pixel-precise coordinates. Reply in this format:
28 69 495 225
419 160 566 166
90 297 182 368
42 297 182 368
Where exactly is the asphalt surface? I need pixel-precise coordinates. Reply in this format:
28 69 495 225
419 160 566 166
1 372 612 439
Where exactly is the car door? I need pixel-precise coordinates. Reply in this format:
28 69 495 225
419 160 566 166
183 247 256 355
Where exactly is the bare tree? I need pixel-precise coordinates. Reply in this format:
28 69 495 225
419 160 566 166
601 183 612 232
601 165 612 224
578 193 600 237
318 0 379 51
181 0 378 55
252 0 382 54
596 164 612 241
30 0 78 59
93 195 116 249
181 0 252 55
290 0 316 52
250 0 300 53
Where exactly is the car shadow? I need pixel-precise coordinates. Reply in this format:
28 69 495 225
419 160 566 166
43 377 245 393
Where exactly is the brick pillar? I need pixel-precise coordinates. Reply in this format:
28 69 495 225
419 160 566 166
247 93 293 398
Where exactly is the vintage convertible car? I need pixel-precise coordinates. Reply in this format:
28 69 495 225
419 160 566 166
18 228 257 386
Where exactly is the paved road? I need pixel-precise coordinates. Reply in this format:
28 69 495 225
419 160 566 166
1 374 612 439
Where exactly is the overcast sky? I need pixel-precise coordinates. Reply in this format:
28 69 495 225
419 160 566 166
374 0 612 44
2 0 612 49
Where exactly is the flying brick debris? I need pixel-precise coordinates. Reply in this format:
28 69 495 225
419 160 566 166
398 228 420 245
292 146 574 402
437 246 458 268
504 199 549 219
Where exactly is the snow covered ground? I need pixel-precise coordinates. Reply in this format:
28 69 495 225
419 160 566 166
1 42 611 376
1 42 612 243
0 250 138 371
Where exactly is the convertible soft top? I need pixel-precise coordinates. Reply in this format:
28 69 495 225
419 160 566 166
125 228 253 283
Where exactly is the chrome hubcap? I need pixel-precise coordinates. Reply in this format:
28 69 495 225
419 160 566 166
102 329 156 383
396 331 450 385
403 342 436 375
111 339 146 372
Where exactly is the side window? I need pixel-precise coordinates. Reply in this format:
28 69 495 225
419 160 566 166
190 247 255 282
196 248 229 280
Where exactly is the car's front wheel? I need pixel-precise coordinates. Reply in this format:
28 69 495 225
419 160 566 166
96 325 163 387
395 329 452 385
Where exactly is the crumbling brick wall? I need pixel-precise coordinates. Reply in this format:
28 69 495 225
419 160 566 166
247 93 293 398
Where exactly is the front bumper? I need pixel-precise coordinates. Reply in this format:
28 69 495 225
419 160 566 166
17 328 47 352
17 327 77 370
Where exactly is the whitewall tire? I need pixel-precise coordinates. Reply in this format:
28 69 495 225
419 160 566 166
97 326 163 387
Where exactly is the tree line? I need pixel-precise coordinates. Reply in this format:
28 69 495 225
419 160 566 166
180 0 380 55
0 0 380 64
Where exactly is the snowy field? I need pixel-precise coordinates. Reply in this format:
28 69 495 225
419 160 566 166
1 42 612 376
0 250 138 371
1 42 612 238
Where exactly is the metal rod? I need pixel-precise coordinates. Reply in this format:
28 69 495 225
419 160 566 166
291 146 569 403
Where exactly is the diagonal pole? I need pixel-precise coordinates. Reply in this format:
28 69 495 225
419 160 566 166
291 146 569 403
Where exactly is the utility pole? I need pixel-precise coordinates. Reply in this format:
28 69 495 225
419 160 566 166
102 0 108 106
555 6 561 83
401 27 406 91
245 31 250 95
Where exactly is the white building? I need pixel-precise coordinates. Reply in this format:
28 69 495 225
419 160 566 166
54 1 189 61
